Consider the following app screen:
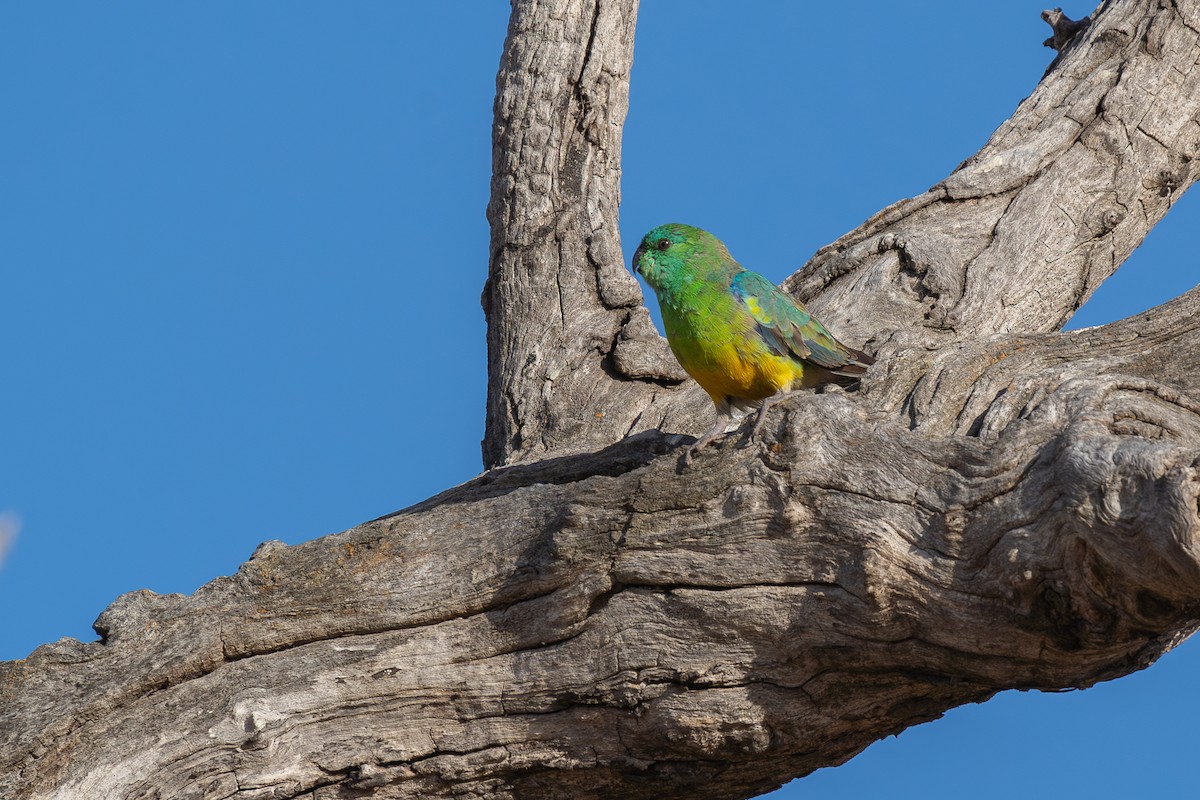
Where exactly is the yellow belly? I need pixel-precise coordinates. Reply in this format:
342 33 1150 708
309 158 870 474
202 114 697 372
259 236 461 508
677 339 802 404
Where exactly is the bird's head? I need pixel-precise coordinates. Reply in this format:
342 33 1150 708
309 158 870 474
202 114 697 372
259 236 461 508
632 223 727 291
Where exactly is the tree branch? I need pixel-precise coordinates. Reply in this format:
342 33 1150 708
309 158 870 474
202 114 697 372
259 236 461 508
483 0 684 468
4 368 1198 798
4 1 1200 799
872 283 1200 434
787 0 1200 354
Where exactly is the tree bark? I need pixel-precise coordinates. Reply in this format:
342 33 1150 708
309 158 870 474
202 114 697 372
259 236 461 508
482 0 686 469
4 1 1200 799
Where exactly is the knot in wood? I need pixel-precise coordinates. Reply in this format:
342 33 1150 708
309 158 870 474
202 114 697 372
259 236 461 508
1084 197 1125 236
1041 8 1091 52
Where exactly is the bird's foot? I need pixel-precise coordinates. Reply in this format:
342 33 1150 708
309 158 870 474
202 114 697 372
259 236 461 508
750 407 771 441
680 446 697 469
680 410 731 469
680 438 713 469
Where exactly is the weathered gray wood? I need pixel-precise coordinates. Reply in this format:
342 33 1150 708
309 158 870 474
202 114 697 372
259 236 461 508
5 350 1200 798
483 0 1200 469
482 0 690 469
786 0 1200 358
3 1 1200 799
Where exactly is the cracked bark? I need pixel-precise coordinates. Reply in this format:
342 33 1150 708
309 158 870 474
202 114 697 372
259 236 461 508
3 0 1200 799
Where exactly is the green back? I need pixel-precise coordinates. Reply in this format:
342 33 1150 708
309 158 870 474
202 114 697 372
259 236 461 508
633 223 865 371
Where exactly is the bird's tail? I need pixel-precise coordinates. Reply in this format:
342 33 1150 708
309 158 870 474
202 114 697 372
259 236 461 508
829 346 874 379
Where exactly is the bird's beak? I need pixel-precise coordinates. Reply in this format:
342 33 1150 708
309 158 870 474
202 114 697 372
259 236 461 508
632 243 645 275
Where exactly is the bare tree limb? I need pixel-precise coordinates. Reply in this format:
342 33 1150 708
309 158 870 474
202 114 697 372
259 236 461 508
870 283 1200 433
4 364 1199 798
787 0 1200 354
483 0 683 469
3 1 1200 799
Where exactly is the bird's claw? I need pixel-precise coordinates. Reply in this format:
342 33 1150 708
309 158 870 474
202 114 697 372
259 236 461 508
680 445 699 469
746 405 775 446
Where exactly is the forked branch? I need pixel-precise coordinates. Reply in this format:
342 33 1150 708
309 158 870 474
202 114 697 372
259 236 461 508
3 1 1200 799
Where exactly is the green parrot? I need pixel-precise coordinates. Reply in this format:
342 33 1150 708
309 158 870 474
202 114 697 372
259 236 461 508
633 223 873 465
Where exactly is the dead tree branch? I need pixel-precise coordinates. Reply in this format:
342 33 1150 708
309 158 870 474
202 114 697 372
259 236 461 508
3 1 1200 798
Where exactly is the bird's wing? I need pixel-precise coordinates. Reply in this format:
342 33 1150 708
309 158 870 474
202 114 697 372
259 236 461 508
730 270 870 371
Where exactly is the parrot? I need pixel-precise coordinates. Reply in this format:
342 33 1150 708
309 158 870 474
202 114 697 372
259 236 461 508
633 223 873 465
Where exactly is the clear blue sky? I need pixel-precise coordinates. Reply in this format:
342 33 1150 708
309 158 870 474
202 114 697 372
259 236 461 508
2 4 1196 798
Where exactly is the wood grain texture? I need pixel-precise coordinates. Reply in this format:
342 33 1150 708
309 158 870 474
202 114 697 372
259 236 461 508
4 1 1200 798
5 372 1199 799
786 0 1200 355
482 0 692 469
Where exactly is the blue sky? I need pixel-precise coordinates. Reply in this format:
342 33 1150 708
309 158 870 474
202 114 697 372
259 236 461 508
2 4 1196 798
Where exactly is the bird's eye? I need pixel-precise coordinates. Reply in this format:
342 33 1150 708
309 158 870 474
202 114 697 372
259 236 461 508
656 238 672 251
